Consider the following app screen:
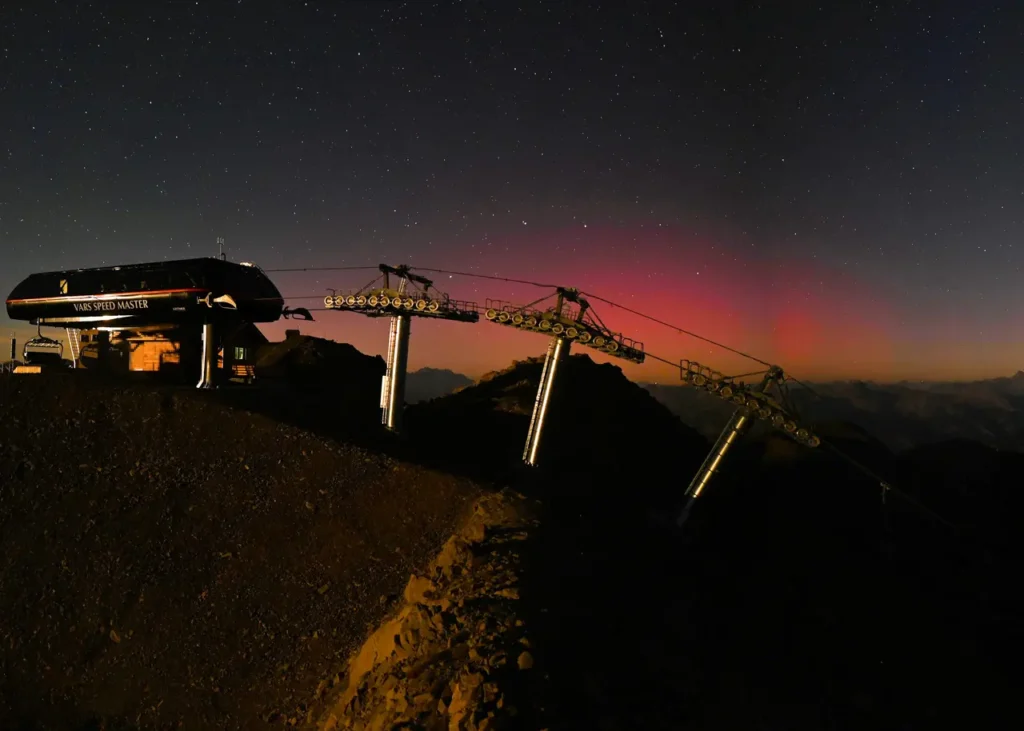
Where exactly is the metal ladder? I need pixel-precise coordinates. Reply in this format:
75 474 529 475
66 328 81 368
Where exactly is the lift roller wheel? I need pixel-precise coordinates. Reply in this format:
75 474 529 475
356 295 368 306
324 296 335 307
485 308 499 320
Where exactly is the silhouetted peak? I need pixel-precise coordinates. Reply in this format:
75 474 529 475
406 367 474 403
409 351 708 506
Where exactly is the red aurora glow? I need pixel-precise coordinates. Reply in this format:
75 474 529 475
258 223 1010 383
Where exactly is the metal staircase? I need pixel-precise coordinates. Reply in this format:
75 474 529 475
66 328 81 368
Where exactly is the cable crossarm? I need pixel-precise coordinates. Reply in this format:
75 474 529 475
579 291 773 367
320 262 480 323
670 357 822 449
380 263 434 291
483 285 646 364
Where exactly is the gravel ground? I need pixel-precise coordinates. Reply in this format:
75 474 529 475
0 374 482 730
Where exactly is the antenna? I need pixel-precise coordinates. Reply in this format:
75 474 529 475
216 236 226 261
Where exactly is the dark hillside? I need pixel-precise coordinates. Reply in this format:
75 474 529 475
405 367 474 403
2 349 1019 730
0 375 481 730
410 355 1021 729
407 353 710 509
673 431 1020 729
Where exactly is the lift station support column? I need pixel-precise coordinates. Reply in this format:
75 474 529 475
65 328 80 369
381 312 412 432
523 335 569 466
197 322 216 389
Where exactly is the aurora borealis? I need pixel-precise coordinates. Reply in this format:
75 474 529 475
2 1 1021 382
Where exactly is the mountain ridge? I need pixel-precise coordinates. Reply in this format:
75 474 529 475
403 363 1024 452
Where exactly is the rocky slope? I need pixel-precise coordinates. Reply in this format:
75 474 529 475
0 374 481 730
311 492 542 731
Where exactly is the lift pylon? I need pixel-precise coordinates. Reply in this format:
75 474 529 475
380 281 412 432
674 362 820 525
484 287 645 467
325 263 480 433
523 335 569 466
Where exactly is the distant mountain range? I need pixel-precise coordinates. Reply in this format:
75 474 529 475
643 371 1024 452
405 366 1024 452
406 367 474 404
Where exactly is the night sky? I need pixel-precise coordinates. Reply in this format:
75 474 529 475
2 1 1022 382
